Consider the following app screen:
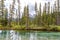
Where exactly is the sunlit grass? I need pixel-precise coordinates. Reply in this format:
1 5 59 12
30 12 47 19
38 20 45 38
0 24 60 31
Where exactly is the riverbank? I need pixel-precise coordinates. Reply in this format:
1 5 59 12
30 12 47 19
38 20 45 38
0 26 60 32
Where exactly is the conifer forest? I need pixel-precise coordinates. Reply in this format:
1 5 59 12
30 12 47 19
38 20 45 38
0 0 60 31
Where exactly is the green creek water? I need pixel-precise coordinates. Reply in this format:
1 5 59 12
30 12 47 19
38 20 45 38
0 30 60 40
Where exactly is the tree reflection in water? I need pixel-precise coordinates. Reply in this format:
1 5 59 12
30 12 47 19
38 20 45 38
0 30 60 40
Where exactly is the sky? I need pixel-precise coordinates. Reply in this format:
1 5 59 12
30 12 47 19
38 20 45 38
4 0 56 18
5 0 56 8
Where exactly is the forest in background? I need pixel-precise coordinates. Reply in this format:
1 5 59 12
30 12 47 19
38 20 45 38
0 0 60 31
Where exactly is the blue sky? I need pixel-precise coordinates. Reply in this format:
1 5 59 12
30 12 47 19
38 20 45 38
4 0 56 18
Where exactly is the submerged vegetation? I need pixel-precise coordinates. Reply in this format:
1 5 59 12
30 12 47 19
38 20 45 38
0 0 60 31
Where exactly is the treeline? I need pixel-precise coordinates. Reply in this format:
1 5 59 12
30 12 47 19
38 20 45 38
0 0 59 28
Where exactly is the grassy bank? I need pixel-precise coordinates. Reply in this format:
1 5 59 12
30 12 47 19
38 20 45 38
0 25 60 32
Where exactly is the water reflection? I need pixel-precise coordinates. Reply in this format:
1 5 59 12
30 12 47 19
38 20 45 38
0 30 60 40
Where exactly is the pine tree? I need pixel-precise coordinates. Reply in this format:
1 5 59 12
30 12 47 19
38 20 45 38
4 9 8 20
11 0 15 20
9 0 15 27
0 0 6 26
21 6 26 25
1 0 4 19
9 5 12 27
57 0 60 25
35 2 38 26
37 3 41 26
22 5 29 28
51 6 53 25
17 0 20 25
26 5 29 28
47 2 50 27
16 10 18 25
52 6 54 25
3 8 8 26
42 3 47 26
22 6 26 25
53 1 57 25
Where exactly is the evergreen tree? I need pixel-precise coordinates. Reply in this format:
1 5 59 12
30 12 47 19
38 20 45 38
16 10 18 25
35 2 38 26
42 3 47 26
21 5 29 28
21 6 26 25
47 2 50 27
53 1 57 25
26 5 29 28
1 0 4 20
37 3 41 26
0 0 6 26
51 6 53 25
9 0 15 27
3 8 8 26
57 0 60 25
17 0 20 25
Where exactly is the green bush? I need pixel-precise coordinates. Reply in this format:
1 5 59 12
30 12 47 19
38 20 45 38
0 19 8 26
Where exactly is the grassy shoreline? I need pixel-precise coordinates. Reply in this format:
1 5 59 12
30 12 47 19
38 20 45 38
0 26 60 32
